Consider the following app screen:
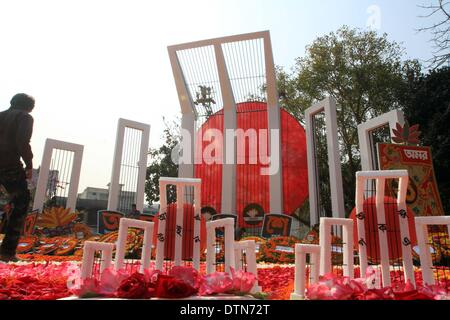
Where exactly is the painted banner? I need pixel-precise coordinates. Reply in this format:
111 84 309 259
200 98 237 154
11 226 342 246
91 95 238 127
97 210 124 234
138 214 155 223
261 214 292 238
22 210 39 236
377 143 444 216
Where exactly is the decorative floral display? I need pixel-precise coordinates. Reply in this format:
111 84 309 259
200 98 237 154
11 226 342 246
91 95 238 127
17 254 82 262
16 236 39 254
117 272 155 299
0 260 449 300
198 272 234 296
411 232 450 266
1 203 448 301
154 274 197 298
37 207 78 228
0 262 75 300
54 238 79 256
257 266 295 300
239 236 266 260
36 207 79 237
18 236 81 256
7 205 97 259
259 236 301 264
67 265 256 299
72 223 94 239
34 238 61 255
305 268 449 300
230 267 257 293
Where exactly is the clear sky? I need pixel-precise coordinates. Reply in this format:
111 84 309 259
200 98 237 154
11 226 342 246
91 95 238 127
0 0 444 194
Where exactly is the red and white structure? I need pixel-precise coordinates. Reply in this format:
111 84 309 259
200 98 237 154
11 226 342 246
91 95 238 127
234 240 261 293
115 218 154 273
415 216 450 286
168 31 284 216
291 244 320 300
155 177 202 271
355 170 415 287
206 217 235 274
319 217 354 278
80 241 114 280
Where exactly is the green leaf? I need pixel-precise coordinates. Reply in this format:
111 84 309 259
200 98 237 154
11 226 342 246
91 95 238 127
251 292 270 300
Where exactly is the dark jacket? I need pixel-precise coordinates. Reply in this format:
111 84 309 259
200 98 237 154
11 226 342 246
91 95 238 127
0 108 34 170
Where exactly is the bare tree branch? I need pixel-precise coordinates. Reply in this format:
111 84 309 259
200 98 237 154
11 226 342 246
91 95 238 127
418 0 450 68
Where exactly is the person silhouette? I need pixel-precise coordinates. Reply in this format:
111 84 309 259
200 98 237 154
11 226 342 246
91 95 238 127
127 204 141 219
0 93 35 262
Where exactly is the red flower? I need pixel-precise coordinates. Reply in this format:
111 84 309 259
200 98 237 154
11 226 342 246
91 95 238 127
355 288 394 300
230 267 256 294
197 272 234 296
155 275 197 299
116 273 150 299
169 266 199 288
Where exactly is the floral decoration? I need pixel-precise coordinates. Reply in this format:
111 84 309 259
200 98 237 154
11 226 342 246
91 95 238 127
259 236 301 264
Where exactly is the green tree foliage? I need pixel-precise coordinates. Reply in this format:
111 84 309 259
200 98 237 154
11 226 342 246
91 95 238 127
194 85 216 118
277 26 413 214
145 118 180 205
401 66 450 213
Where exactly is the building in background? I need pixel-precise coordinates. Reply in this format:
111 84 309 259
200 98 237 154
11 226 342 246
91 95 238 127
78 187 109 201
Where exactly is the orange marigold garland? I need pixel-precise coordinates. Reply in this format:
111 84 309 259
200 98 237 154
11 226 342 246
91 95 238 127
72 223 93 239
54 238 79 256
259 236 301 264
412 232 450 265
34 237 63 255
16 253 82 262
16 236 39 254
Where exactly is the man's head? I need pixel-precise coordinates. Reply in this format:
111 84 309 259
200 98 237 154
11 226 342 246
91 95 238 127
10 93 35 112
132 204 137 210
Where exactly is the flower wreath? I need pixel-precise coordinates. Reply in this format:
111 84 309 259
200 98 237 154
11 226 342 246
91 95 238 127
75 229 145 259
259 236 301 264
411 232 450 265
54 238 79 256
16 236 39 254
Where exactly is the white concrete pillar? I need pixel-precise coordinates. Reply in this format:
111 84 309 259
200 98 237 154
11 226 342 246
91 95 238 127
81 241 114 280
305 97 345 226
115 218 154 273
33 139 84 212
155 177 202 272
415 216 450 286
108 119 150 212
319 217 354 279
355 170 415 288
234 240 261 293
215 43 237 215
291 244 320 300
206 218 236 274
264 32 283 214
